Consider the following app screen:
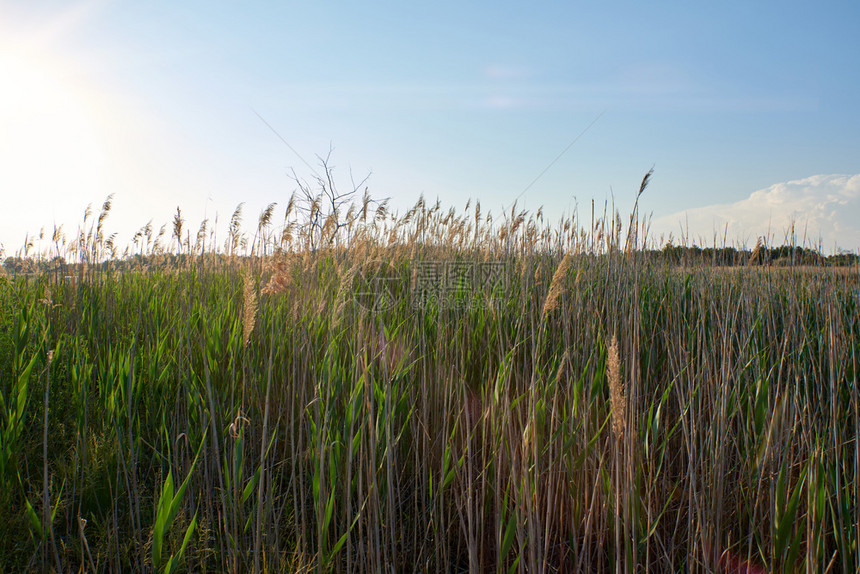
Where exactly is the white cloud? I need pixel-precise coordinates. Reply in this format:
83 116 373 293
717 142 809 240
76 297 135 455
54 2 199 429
651 174 860 253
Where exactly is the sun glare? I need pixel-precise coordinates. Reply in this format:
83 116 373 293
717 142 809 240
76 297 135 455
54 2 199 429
0 49 105 233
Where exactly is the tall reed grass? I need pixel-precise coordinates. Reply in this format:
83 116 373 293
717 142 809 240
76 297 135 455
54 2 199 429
1 182 859 572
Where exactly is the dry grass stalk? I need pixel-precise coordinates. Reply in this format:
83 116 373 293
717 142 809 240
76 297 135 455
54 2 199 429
242 272 257 348
748 237 764 266
607 334 625 442
542 253 572 315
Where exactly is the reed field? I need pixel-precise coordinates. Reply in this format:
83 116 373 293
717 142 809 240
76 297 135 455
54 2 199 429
2 178 860 572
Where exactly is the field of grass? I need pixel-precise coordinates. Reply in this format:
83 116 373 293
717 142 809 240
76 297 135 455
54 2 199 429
2 187 860 572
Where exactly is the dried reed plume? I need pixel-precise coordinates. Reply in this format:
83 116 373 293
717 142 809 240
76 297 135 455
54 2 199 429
242 272 258 348
172 207 184 249
262 258 293 295
258 202 277 230
228 203 244 255
607 334 625 442
749 237 764 266
542 253 572 316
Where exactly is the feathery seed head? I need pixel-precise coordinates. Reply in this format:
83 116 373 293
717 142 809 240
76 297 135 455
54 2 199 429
242 272 258 348
607 335 625 441
542 253 572 315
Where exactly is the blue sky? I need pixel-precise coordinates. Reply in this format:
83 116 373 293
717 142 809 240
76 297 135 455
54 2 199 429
2 0 859 255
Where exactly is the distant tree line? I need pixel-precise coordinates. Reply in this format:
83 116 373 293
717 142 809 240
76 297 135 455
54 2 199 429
2 255 68 275
653 244 855 267
3 246 859 276
1 253 194 275
655 244 859 267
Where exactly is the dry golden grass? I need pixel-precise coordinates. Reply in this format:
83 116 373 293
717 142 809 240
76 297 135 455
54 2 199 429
542 253 572 316
242 271 257 348
607 334 625 442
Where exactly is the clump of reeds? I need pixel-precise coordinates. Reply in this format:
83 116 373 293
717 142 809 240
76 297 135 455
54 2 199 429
5 164 857 573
